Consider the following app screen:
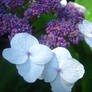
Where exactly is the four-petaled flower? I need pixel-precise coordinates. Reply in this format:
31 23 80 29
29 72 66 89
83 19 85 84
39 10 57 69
2 32 85 92
42 47 85 92
2 33 53 83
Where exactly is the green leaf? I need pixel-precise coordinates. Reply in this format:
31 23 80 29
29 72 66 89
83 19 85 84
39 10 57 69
32 13 56 30
32 13 56 37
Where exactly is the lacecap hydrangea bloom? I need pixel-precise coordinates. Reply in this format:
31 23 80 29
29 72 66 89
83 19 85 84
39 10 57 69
0 0 88 92
41 47 85 92
2 33 53 83
38 0 85 49
39 19 83 49
2 33 85 92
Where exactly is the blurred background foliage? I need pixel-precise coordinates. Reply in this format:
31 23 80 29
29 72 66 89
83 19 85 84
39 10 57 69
0 0 92 92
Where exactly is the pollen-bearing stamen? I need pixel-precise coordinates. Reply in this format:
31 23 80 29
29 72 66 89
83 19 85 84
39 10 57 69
57 68 61 72
26 52 31 56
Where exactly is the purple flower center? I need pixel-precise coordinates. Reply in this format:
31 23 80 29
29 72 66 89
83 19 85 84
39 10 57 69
26 52 31 56
57 68 61 72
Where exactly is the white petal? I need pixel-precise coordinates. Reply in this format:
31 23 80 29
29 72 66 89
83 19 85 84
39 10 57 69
52 47 72 65
50 75 73 92
79 20 92 37
42 54 58 82
11 33 39 52
38 74 44 80
2 48 27 64
59 58 85 84
60 0 67 7
85 37 92 48
69 2 89 14
16 58 44 83
29 44 53 64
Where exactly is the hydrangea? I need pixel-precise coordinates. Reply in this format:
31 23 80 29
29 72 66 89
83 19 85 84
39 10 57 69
39 20 83 49
79 20 92 48
38 0 61 10
24 3 50 18
2 33 53 83
57 2 85 24
0 0 86 92
60 0 89 14
24 0 62 19
0 0 28 8
0 6 6 14
38 1 85 49
0 14 32 40
42 47 85 92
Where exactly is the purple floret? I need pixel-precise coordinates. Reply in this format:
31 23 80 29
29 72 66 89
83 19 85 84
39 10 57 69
24 0 62 19
0 0 29 8
0 6 6 14
24 3 50 18
38 0 61 10
39 20 83 49
57 2 85 24
0 14 32 40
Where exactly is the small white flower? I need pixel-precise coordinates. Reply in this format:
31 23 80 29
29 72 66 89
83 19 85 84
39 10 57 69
43 47 85 92
79 20 92 48
69 2 89 14
2 33 53 83
60 0 67 7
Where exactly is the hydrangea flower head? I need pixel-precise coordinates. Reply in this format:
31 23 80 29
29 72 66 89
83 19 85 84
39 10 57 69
42 47 85 92
58 2 85 24
0 6 6 14
39 20 83 49
2 33 53 83
0 0 28 8
0 14 32 39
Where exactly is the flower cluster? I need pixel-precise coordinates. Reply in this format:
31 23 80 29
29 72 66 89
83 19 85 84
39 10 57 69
57 2 85 24
39 20 83 49
24 0 61 18
0 0 29 8
38 0 61 10
24 3 50 18
0 14 32 40
37 1 85 49
2 33 85 92
1 0 92 92
0 6 6 14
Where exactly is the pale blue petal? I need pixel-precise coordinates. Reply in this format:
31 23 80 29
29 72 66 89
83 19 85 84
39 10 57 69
11 33 39 52
29 44 53 64
50 75 73 92
2 48 27 64
60 58 85 84
79 20 92 37
53 47 72 61
85 37 92 48
43 54 58 82
16 58 44 83
60 0 67 7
